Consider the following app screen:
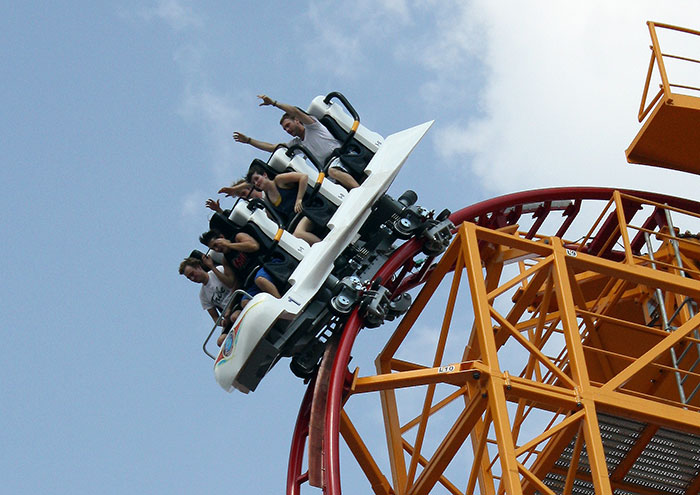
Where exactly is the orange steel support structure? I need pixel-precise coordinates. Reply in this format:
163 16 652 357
288 189 700 495
626 22 700 175
285 22 700 495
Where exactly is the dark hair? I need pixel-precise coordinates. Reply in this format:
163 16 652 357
279 106 308 125
246 162 268 183
279 112 294 125
179 257 204 275
189 249 205 261
199 229 223 247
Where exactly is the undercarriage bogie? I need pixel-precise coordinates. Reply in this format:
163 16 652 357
280 192 443 379
281 191 449 378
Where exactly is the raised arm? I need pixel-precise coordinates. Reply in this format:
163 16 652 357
233 131 277 152
257 94 314 125
218 181 252 198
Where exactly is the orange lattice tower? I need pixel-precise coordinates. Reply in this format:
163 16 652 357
286 22 700 495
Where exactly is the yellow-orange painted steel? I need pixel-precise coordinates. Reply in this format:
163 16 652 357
339 411 394 495
613 191 635 264
550 240 613 494
465 381 498 495
490 307 577 389
407 394 488 495
518 462 556 495
626 94 700 174
686 470 700 495
400 441 464 495
485 256 552 302
353 363 479 394
400 386 470 434
332 188 700 494
602 312 700 392
465 409 492 495
564 422 585 495
514 410 584 457
609 424 658 483
463 224 523 495
376 379 408 495
406 243 466 489
626 22 700 174
374 239 462 495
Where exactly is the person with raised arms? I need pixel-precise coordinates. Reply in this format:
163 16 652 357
233 94 359 190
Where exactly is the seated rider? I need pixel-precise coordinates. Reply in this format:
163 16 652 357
199 228 282 298
199 229 282 345
233 94 360 190
220 162 321 245
250 162 322 245
179 256 234 339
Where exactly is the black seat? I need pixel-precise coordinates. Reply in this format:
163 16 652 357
240 221 299 292
319 115 375 183
209 212 241 240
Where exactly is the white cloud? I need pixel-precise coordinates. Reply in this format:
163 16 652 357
299 0 419 78
181 188 205 223
300 3 366 78
137 1 243 185
415 2 483 71
139 0 203 31
422 1 700 199
178 88 241 182
374 0 411 24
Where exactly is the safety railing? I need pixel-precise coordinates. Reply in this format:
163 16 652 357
202 288 253 359
638 21 700 122
575 191 700 275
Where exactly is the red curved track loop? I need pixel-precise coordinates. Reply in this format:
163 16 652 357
288 186 700 495
287 376 315 495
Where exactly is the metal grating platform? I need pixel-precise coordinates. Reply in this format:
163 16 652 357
537 413 700 495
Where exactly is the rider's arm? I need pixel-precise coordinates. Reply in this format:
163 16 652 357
233 131 277 152
276 172 308 213
258 94 314 125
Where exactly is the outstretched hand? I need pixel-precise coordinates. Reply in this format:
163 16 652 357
219 187 234 197
205 198 222 213
257 94 275 106
233 131 250 144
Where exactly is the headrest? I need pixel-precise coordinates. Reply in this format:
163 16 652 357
230 201 254 227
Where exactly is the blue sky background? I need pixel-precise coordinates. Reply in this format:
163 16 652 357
3 2 700 494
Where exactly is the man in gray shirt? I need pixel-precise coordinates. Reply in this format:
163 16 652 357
233 94 359 190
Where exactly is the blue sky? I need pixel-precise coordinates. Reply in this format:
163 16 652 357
3 1 700 494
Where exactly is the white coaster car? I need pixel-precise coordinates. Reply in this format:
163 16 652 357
214 121 434 393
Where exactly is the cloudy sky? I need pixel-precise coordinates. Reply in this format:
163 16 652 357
3 1 700 494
